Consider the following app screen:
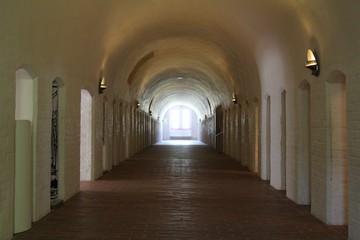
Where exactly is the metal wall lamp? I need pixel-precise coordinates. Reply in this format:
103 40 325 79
99 76 107 94
231 94 237 104
305 49 320 76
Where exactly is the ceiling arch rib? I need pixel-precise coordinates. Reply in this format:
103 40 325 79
133 52 231 93
154 92 207 121
140 74 225 117
127 51 155 85
122 37 243 118
105 13 261 118
142 78 217 120
139 73 223 115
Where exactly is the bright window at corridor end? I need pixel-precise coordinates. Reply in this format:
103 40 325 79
171 107 191 130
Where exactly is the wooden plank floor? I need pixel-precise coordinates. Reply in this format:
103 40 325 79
13 144 347 240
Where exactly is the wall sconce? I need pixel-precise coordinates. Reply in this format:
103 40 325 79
231 94 237 104
149 110 152 116
98 76 107 94
305 49 320 76
136 101 140 108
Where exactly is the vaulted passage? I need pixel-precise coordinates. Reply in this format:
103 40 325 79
13 145 347 240
2 2 360 239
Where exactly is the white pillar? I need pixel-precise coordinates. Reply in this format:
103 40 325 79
14 120 32 233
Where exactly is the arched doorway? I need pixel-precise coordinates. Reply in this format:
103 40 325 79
237 104 242 162
297 80 311 204
51 78 64 207
253 98 259 174
14 68 36 233
244 101 250 167
80 89 93 181
281 90 287 190
266 95 271 180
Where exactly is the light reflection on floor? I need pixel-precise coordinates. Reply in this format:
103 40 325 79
155 140 206 145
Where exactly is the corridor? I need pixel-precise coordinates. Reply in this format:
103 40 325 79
13 144 347 240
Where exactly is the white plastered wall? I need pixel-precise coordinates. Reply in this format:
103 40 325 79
257 37 289 190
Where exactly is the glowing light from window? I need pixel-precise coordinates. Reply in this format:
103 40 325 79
171 107 192 129
183 109 191 129
171 109 180 129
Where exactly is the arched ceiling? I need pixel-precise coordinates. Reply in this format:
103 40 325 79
99 0 280 119
103 19 259 119
17 0 348 119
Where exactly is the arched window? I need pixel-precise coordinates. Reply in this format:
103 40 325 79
163 105 198 140
171 107 191 130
